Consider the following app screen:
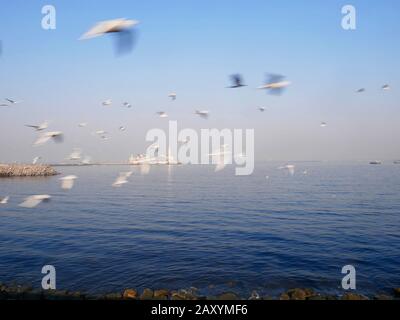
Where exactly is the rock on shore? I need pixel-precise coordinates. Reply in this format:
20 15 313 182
0 164 58 177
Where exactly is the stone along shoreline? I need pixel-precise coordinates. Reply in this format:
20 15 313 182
0 164 59 177
1 283 400 300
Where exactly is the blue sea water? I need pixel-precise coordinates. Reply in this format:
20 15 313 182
0 162 399 297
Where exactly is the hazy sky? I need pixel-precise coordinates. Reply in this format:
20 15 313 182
0 0 399 163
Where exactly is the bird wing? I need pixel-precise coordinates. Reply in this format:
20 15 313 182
61 178 75 190
115 29 135 55
268 87 284 95
80 20 122 39
19 196 42 208
34 134 51 146
231 74 241 86
52 133 64 143
267 73 284 84
25 125 40 129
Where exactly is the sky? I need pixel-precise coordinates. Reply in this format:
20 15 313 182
0 0 399 163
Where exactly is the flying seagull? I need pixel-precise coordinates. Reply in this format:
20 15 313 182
60 175 78 190
69 149 82 160
258 107 266 112
279 164 295 176
227 74 247 88
32 156 41 165
356 88 365 93
19 195 51 208
82 156 92 165
5 98 23 104
102 99 112 106
25 122 48 131
258 74 291 95
157 111 168 118
0 196 9 204
119 126 126 131
123 102 132 108
382 84 391 91
78 122 88 127
112 171 133 187
34 131 63 146
195 110 209 119
211 145 230 172
168 93 177 101
80 18 140 55
320 122 327 127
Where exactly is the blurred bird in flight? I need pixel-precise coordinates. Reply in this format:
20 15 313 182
60 175 78 190
80 18 139 55
258 74 291 95
19 195 51 208
34 131 63 146
25 122 48 131
227 74 247 88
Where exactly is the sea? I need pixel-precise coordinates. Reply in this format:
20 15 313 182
0 162 399 297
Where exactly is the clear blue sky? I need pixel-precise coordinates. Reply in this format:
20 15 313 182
1 0 399 162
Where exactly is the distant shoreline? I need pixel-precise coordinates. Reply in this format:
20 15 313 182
0 282 399 300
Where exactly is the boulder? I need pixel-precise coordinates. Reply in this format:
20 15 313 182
140 288 154 300
123 289 138 300
341 293 369 300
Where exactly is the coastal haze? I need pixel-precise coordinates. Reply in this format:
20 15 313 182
1 0 400 300
0 0 399 163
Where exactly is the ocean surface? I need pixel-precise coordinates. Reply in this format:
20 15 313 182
0 162 399 297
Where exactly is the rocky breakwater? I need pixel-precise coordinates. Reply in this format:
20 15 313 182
0 164 58 177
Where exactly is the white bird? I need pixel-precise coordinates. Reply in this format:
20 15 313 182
25 122 48 131
80 18 139 55
102 99 112 106
32 156 41 165
258 74 291 95
195 110 209 119
157 111 168 118
258 107 266 112
69 149 82 160
227 74 247 88
140 163 151 175
123 102 132 108
0 196 9 204
95 130 107 135
210 145 230 172
320 122 327 127
382 84 391 91
82 156 92 165
78 122 88 127
180 138 190 145
112 171 133 187
5 98 23 104
34 131 63 146
19 195 51 208
119 126 126 131
168 92 177 101
60 175 78 190
279 164 295 176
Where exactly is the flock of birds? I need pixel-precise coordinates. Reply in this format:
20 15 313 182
0 17 393 209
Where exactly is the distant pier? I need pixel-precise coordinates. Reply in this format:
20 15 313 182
0 164 59 177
